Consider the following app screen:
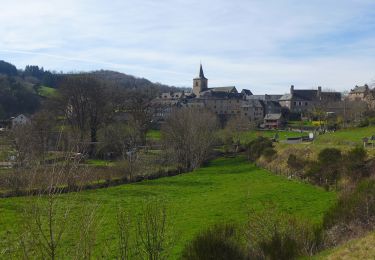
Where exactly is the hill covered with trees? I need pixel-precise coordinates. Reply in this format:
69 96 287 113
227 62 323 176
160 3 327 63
0 60 188 120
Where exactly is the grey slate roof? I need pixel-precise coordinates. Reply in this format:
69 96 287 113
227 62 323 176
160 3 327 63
241 89 253 95
351 85 369 93
249 94 282 101
264 113 282 120
209 86 237 93
199 90 242 99
279 94 292 101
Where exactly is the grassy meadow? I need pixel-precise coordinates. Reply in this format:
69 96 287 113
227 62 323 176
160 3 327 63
146 129 162 141
37 85 57 98
0 156 335 258
314 125 375 146
238 129 303 143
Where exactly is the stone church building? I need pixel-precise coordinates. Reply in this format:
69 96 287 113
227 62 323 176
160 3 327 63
152 64 264 124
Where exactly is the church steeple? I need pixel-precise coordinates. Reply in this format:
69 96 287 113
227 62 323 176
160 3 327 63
199 63 206 79
193 64 208 96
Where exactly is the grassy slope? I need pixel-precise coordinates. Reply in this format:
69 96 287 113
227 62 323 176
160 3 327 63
315 126 375 146
238 130 303 143
37 86 57 97
146 129 161 140
0 156 335 258
314 232 375 259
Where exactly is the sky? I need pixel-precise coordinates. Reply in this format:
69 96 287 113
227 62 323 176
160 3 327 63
1 0 375 94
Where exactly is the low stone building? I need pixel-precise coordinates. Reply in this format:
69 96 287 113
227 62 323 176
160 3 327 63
11 114 30 128
264 113 284 129
347 84 370 102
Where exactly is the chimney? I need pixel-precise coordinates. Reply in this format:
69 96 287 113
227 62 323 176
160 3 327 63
290 85 294 95
318 86 322 99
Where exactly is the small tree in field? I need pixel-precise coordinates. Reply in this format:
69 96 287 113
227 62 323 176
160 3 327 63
136 199 171 260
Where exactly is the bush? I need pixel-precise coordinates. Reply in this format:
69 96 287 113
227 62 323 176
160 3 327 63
305 148 342 187
259 231 298 260
181 223 246 260
262 147 277 161
318 148 342 165
287 154 305 174
246 137 273 162
324 179 375 228
358 118 369 127
343 147 367 181
246 207 323 259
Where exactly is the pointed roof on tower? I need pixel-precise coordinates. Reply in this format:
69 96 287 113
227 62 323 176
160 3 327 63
199 64 207 79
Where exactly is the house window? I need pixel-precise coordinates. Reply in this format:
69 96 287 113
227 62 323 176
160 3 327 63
305 102 308 106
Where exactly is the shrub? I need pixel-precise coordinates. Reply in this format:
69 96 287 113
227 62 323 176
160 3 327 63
259 231 298 260
246 207 323 259
181 223 246 260
306 148 342 187
262 147 277 161
318 148 342 166
343 147 368 181
246 137 273 162
324 179 375 228
287 154 305 174
358 118 369 127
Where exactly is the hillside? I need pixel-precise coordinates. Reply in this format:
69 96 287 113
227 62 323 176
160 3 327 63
89 70 190 93
0 60 186 119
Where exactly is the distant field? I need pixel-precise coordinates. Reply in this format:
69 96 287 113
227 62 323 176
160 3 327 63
86 159 114 167
146 129 161 140
0 156 335 258
238 129 303 144
315 126 375 146
288 120 320 127
37 86 57 97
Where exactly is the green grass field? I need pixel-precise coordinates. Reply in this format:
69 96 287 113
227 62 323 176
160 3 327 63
315 126 375 146
37 86 57 98
238 130 303 144
86 159 114 166
146 129 161 140
0 156 335 258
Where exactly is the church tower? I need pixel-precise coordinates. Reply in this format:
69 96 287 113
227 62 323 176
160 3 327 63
193 64 208 97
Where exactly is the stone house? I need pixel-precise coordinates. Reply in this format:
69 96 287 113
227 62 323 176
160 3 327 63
279 85 341 113
347 85 370 101
11 114 30 128
264 113 284 129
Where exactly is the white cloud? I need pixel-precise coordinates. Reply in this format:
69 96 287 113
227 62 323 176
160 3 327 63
1 0 375 92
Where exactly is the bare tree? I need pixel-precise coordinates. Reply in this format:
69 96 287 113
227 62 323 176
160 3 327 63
121 90 154 144
117 207 132 260
99 122 141 161
136 199 170 260
57 74 114 153
161 107 218 171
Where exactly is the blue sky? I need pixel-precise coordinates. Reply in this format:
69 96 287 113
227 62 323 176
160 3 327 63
1 0 375 93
